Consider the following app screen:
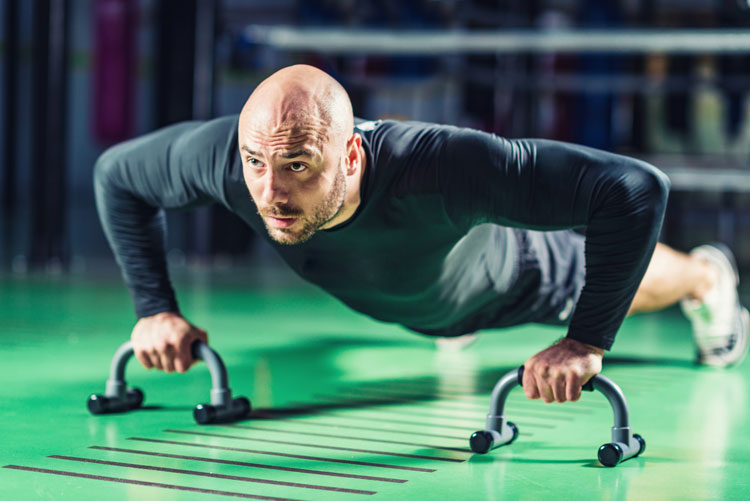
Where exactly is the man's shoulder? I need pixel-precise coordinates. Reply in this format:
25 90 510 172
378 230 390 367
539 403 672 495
355 119 463 198
357 118 459 158
356 117 456 135
179 114 239 141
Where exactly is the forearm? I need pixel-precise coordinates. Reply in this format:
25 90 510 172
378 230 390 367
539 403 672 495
565 158 670 349
441 131 671 349
92 117 238 318
94 155 179 317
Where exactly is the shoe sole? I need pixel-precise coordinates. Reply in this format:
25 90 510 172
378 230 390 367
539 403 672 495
731 307 750 367
689 244 747 367
699 307 749 368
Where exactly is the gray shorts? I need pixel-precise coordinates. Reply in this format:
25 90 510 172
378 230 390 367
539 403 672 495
483 228 587 330
409 227 586 338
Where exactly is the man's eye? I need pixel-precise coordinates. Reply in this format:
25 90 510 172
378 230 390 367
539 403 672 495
289 162 307 173
247 158 263 168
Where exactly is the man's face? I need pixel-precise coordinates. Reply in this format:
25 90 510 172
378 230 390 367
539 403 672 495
239 120 347 245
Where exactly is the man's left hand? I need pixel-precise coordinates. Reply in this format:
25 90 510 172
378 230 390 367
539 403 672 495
522 338 604 403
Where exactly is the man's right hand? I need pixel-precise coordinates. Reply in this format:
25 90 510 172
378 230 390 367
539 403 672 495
131 312 208 373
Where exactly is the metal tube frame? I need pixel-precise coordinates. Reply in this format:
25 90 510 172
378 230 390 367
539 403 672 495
480 367 641 462
104 340 232 406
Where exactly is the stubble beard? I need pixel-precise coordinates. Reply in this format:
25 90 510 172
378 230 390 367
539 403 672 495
262 166 347 245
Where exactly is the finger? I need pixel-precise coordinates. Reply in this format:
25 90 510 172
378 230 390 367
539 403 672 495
175 334 197 373
197 328 209 344
552 373 567 403
566 372 582 402
186 329 209 370
135 351 154 370
523 366 539 399
536 372 554 403
159 345 176 373
150 350 164 371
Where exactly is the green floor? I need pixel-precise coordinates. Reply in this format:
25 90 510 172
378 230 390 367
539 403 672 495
1 267 749 500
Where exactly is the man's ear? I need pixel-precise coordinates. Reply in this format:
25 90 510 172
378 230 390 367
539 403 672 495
345 133 362 175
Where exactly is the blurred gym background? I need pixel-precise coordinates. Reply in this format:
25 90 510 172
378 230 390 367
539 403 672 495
1 0 750 279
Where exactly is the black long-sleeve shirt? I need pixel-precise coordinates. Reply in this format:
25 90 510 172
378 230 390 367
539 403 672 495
94 115 670 350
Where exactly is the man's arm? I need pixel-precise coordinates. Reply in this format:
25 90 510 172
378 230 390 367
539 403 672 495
94 116 239 372
440 128 670 400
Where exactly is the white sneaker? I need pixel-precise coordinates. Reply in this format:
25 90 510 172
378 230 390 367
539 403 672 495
679 244 749 367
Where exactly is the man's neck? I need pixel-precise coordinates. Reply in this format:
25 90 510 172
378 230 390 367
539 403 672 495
320 144 367 230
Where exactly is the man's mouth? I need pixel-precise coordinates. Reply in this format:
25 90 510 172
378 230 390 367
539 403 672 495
266 215 298 229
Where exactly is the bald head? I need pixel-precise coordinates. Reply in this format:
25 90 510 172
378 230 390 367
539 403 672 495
237 65 366 245
240 65 353 149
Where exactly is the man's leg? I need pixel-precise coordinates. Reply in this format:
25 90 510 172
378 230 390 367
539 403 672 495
629 242 748 367
628 243 716 315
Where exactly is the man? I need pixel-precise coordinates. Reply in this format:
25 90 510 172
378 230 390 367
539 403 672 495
94 65 748 405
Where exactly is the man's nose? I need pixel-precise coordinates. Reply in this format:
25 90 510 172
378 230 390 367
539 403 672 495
260 170 289 205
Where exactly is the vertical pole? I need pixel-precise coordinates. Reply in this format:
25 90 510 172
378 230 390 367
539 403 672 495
154 0 206 259
193 0 216 121
29 0 70 270
2 0 19 265
191 0 217 258
154 0 196 127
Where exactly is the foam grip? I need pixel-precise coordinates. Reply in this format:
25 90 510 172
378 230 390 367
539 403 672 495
87 388 144 415
193 396 251 424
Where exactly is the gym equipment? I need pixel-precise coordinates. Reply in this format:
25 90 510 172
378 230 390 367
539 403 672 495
469 366 645 467
87 340 251 424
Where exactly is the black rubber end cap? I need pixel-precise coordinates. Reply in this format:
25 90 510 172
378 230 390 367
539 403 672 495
127 388 144 408
87 394 107 414
598 443 623 467
194 404 216 424
507 422 519 444
470 431 493 454
234 397 252 418
633 433 646 456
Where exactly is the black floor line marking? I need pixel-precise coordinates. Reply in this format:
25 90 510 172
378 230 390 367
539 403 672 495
50 455 376 495
164 429 468 462
91 446 408 483
346 394 576 421
353 379 483 391
342 383 490 398
315 391 484 411
329 390 487 415
344 382 488 394
223 424 471 453
359 382 605 410
310 408 551 430
314 395 569 423
273 417 467 440
306 395 486 418
370 384 485 395
436 398 595 417
312 394 483 423
2 465 302 501
351 385 597 414
129 438 432 474
342 387 595 415
328 389 488 406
